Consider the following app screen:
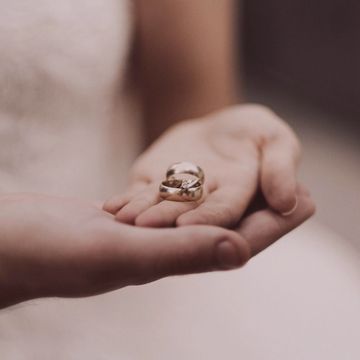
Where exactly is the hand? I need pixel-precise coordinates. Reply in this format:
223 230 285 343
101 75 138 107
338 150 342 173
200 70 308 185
0 193 243 307
104 105 302 228
0 189 314 308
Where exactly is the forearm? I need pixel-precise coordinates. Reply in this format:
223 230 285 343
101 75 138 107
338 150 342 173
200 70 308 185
134 0 243 144
142 80 239 144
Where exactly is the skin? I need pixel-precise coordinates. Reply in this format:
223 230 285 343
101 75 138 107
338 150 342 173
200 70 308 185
133 0 239 143
0 188 314 309
116 1 302 226
0 1 315 308
104 105 301 228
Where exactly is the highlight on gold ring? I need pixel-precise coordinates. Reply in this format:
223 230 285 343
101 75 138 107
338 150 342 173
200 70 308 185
166 161 205 184
159 161 204 202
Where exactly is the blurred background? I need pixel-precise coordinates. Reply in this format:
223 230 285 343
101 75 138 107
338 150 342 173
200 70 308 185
243 0 360 247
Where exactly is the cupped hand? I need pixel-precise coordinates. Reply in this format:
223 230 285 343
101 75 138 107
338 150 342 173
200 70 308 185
104 105 302 228
0 193 244 307
0 188 314 308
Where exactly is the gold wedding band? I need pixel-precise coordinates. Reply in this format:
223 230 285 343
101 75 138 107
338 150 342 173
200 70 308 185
159 162 205 202
166 161 205 185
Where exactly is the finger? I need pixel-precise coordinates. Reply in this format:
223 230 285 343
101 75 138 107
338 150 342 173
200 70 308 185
261 134 301 215
135 200 200 227
176 184 257 228
103 182 148 214
124 225 251 283
115 184 160 224
236 185 315 257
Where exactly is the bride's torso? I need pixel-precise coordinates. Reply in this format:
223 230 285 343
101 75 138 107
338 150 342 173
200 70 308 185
0 0 141 199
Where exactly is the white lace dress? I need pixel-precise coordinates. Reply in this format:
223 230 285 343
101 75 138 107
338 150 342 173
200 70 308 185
0 1 359 359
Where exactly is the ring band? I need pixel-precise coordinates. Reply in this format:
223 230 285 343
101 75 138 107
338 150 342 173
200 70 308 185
159 178 203 202
159 162 205 202
166 161 205 185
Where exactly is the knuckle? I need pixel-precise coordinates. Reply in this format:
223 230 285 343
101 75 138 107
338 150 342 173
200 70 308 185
193 204 239 227
218 204 239 225
240 105 299 144
205 207 228 225
181 226 206 241
192 206 235 227
265 183 295 212
234 237 252 265
274 194 295 212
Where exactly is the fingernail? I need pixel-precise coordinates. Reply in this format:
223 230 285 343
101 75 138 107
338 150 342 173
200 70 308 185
215 240 242 270
281 196 298 216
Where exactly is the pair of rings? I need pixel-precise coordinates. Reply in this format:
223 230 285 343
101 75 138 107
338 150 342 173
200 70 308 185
159 161 205 202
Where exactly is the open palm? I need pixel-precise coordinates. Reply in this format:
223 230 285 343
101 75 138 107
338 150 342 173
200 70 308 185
104 105 301 228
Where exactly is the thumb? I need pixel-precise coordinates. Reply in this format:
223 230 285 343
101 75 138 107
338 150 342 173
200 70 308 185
125 225 251 284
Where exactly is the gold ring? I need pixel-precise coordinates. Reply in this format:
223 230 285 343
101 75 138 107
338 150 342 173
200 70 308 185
166 161 205 185
159 162 204 202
